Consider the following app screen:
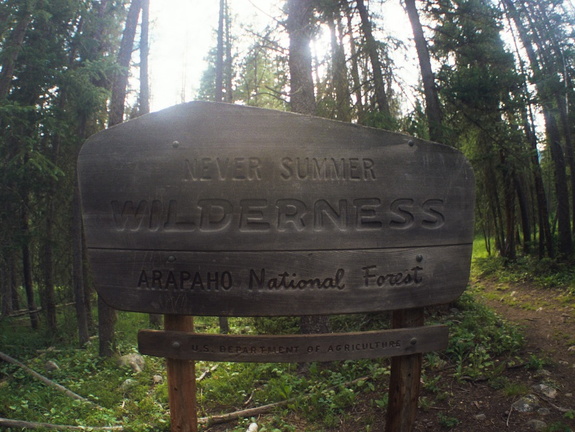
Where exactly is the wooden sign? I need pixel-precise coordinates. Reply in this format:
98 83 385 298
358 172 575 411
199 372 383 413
78 102 475 316
79 102 475 432
138 325 448 363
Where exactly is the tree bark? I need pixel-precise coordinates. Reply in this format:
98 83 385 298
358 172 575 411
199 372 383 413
98 296 117 357
356 0 391 121
514 174 531 255
0 259 12 317
503 0 572 256
10 256 20 311
139 0 150 115
404 0 443 142
547 113 573 256
137 0 162 328
42 199 57 331
215 0 225 102
224 0 233 103
72 178 90 346
100 0 142 356
503 1 554 257
108 0 142 126
0 418 122 431
287 0 331 335
328 5 351 121
287 0 316 115
0 8 32 99
21 197 39 330
345 6 364 122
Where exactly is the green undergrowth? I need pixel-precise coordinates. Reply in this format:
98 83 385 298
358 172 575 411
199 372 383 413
0 238 538 431
0 286 527 432
473 252 575 294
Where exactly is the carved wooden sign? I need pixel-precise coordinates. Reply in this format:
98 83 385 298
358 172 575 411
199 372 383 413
138 326 449 363
78 102 475 317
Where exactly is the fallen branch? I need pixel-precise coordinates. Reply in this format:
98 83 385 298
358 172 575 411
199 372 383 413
198 376 369 426
198 364 219 382
0 418 122 431
198 399 291 426
540 394 572 413
6 303 75 318
0 350 101 408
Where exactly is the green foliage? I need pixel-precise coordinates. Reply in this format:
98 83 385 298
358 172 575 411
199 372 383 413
525 354 547 371
0 277 533 431
502 381 530 397
547 422 574 432
437 413 459 429
474 254 575 291
251 317 300 335
439 291 523 380
0 313 170 431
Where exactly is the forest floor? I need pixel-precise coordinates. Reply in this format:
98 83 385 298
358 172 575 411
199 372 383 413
205 277 575 432
409 278 575 432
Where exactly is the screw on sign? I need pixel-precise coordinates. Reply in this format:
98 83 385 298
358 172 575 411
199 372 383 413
78 102 475 432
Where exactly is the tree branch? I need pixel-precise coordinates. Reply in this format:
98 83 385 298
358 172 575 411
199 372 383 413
0 351 101 408
0 418 122 431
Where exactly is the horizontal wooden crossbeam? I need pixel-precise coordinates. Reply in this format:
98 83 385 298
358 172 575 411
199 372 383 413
138 325 448 363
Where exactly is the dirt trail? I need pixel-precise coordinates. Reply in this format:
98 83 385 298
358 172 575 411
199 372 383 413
478 280 575 371
414 279 575 432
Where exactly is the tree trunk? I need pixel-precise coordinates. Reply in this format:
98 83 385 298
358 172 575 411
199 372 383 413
100 0 142 356
503 0 554 257
10 256 20 311
108 0 142 126
356 0 391 121
524 115 554 257
139 0 150 116
404 0 443 142
328 7 351 121
547 111 573 256
21 201 39 330
98 296 117 357
503 0 572 256
345 5 364 122
1 259 12 317
43 199 57 331
0 9 32 99
137 0 160 328
215 0 225 102
287 0 316 115
224 0 233 103
72 178 90 346
528 2 575 236
287 0 330 335
514 174 532 255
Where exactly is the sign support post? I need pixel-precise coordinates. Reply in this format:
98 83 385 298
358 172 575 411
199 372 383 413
165 315 197 432
386 308 425 431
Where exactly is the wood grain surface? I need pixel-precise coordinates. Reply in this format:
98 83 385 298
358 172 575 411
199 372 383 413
138 325 448 362
78 102 475 315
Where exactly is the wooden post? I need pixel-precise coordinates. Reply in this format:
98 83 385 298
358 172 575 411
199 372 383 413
165 315 197 432
385 307 424 432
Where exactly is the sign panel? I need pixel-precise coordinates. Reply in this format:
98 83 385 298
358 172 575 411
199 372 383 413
138 326 449 363
78 102 475 316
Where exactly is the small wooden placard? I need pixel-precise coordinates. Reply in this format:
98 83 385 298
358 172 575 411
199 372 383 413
138 325 448 363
